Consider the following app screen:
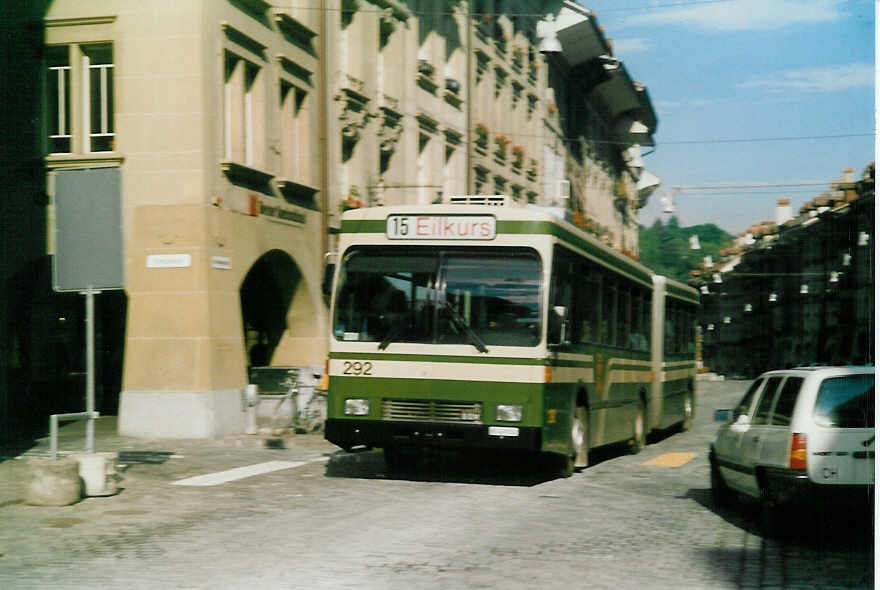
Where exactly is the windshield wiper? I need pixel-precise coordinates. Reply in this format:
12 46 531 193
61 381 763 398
378 317 408 351
440 300 488 353
378 303 489 354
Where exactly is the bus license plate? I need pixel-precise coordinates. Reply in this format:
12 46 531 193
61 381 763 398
488 426 519 437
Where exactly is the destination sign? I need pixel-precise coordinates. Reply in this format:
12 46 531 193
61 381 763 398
386 215 496 240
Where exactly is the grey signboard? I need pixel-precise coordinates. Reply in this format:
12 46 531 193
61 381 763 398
52 166 124 292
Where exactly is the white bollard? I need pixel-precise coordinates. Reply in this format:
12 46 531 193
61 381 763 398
76 452 120 496
245 384 259 434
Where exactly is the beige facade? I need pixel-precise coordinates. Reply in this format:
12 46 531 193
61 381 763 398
42 0 657 438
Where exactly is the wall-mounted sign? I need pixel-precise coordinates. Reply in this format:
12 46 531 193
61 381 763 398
260 202 307 225
146 254 192 268
211 256 232 270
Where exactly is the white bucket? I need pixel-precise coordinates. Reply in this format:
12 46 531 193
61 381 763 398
76 452 120 496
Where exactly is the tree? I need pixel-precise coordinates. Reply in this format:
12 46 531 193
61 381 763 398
639 218 733 282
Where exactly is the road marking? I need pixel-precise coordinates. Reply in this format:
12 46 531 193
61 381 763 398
172 456 329 487
642 452 697 467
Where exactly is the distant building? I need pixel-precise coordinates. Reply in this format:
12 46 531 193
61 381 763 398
693 164 874 378
2 0 658 439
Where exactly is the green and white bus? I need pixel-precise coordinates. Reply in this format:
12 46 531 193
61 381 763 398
323 197 699 474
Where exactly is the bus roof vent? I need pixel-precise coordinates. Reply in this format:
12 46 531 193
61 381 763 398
446 194 510 206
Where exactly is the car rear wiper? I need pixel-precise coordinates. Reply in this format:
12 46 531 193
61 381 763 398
440 300 488 353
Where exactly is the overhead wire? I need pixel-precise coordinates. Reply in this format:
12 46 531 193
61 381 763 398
279 1 735 19
274 2 870 199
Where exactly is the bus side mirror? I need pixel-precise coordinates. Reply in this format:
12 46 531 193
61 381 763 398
322 263 335 298
548 305 569 347
322 252 337 299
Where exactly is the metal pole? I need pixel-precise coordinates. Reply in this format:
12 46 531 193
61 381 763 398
50 415 58 460
84 289 97 454
465 5 472 193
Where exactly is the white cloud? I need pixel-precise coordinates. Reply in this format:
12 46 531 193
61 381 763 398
738 63 875 93
654 97 726 111
624 0 848 31
611 37 653 54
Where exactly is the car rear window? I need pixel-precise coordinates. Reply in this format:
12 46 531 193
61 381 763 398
813 374 875 428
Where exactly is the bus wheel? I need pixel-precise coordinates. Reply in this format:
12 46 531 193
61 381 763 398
572 405 589 470
630 402 646 454
680 392 695 432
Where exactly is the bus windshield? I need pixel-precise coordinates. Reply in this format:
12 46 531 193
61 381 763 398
333 247 542 349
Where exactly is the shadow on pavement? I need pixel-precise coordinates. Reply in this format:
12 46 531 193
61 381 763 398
0 435 40 463
325 448 562 487
682 486 875 547
700 545 873 589
681 487 874 588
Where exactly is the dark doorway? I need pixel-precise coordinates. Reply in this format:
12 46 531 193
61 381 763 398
240 250 302 368
6 256 127 435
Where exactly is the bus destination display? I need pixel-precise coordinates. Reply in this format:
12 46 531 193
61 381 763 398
386 215 496 240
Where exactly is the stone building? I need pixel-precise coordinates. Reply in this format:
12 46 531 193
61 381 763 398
694 165 874 378
2 0 658 439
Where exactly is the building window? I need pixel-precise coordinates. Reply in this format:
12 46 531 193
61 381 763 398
48 46 71 154
224 52 264 168
47 43 114 154
280 82 307 180
84 44 114 152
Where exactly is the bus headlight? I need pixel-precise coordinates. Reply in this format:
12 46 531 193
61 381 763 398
496 404 523 422
344 398 371 416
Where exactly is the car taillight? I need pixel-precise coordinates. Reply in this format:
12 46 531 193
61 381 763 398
789 433 807 469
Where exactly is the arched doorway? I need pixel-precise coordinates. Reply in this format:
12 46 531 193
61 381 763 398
239 249 302 368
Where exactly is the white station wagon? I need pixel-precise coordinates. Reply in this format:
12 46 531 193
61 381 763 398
709 366 874 533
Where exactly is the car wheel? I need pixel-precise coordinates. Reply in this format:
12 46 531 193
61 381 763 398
760 486 786 538
630 402 646 455
710 454 733 507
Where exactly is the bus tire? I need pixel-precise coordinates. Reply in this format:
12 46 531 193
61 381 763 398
630 401 646 455
572 405 589 470
680 391 695 432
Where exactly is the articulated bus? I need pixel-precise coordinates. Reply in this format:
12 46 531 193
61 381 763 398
324 196 699 474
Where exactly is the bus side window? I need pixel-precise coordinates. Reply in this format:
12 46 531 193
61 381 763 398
686 307 696 353
601 274 617 346
629 289 648 351
617 285 631 348
577 271 599 345
550 249 574 344
664 302 675 354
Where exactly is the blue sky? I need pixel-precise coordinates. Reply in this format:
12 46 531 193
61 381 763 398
579 0 875 234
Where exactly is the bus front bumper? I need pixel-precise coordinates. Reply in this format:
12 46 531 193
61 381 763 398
325 419 542 452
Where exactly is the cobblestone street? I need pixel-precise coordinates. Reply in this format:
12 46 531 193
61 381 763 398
0 380 872 589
